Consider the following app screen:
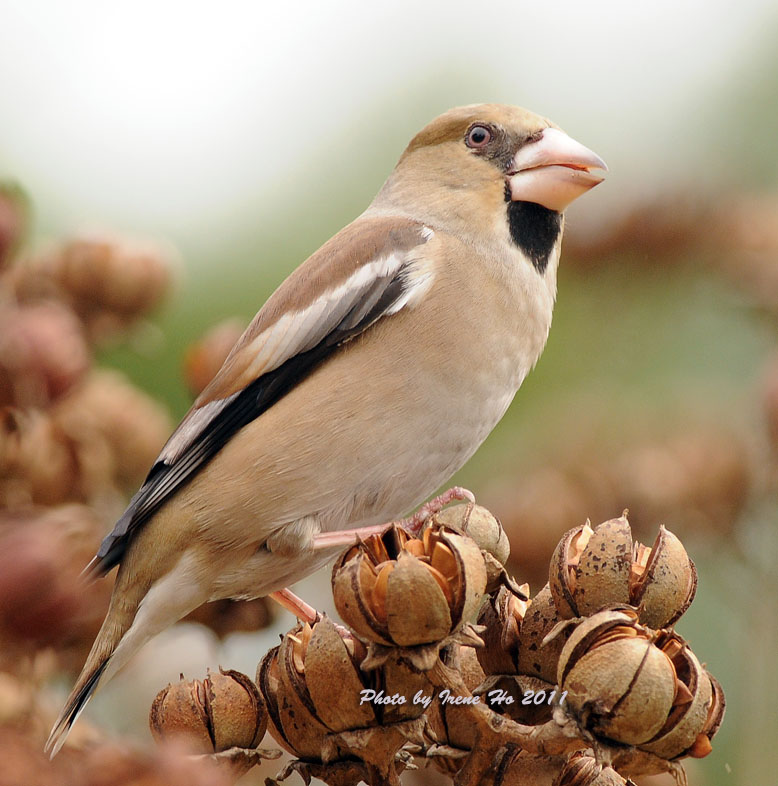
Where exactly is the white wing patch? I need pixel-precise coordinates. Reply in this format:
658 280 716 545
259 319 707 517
160 395 239 464
241 250 408 382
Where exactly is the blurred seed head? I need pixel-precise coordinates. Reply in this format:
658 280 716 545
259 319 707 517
0 505 109 660
491 427 749 588
183 318 244 397
0 301 90 408
51 369 172 493
183 597 274 639
0 185 27 272
11 235 178 343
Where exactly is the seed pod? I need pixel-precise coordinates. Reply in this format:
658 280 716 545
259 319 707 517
476 585 529 675
550 516 696 627
257 642 323 759
553 752 630 786
332 524 487 648
638 631 713 759
258 618 370 756
458 641 487 694
549 522 595 618
685 672 726 759
557 609 676 745
150 669 265 753
629 526 696 628
55 237 176 320
0 409 83 507
13 236 177 342
516 583 571 683
258 616 425 768
433 503 510 565
498 750 566 786
184 597 273 639
206 669 267 751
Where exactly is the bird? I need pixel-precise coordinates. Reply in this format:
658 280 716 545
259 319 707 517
46 103 606 755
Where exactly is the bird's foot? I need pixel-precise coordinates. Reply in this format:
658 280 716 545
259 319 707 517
401 486 475 535
311 486 476 550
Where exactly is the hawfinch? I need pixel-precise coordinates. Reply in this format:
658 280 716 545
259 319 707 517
47 103 606 755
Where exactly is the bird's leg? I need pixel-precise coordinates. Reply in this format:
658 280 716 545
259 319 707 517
311 486 476 550
270 588 318 623
269 588 352 637
271 486 475 628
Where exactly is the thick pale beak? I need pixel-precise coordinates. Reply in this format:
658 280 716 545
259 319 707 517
507 127 607 212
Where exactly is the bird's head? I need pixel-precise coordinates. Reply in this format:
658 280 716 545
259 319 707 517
371 104 606 270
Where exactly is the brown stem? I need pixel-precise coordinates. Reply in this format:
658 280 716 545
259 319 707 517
426 658 588 785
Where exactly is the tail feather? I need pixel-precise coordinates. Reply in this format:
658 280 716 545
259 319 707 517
46 541 205 757
44 562 150 758
45 659 108 757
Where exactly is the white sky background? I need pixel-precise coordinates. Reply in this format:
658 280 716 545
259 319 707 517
0 0 775 259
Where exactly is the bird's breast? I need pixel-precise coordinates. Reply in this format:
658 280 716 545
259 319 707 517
182 233 556 549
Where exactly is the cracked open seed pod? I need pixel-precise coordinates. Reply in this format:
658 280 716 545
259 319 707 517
549 516 696 627
477 583 570 685
638 630 725 760
332 523 487 650
476 585 530 675
149 668 266 753
433 503 512 592
433 503 510 565
557 608 678 745
258 616 425 773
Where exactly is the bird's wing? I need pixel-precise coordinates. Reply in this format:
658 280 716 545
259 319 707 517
90 217 435 575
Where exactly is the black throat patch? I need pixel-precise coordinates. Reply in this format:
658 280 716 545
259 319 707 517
505 198 563 274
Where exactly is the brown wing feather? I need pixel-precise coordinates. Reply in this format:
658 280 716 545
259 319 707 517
88 215 432 575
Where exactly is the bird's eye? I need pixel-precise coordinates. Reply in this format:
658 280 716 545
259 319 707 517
465 125 492 149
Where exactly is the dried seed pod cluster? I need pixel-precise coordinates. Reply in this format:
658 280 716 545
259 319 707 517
470 512 724 779
143 503 728 785
150 668 266 754
557 609 724 758
332 523 487 651
0 505 114 670
549 515 696 627
9 237 177 343
257 616 425 778
0 370 172 508
0 301 90 409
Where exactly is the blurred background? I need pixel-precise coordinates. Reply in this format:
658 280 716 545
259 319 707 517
1 1 777 784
